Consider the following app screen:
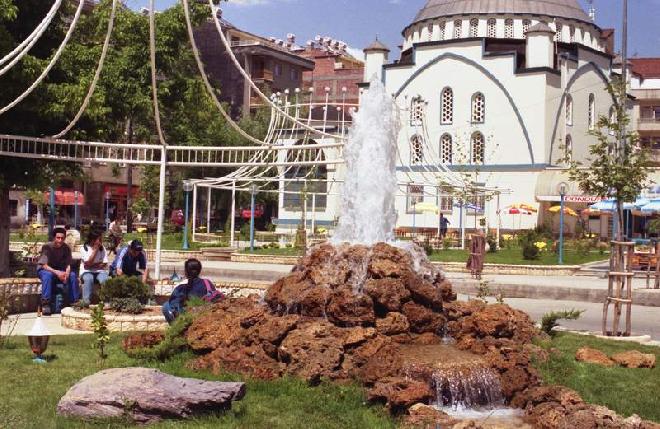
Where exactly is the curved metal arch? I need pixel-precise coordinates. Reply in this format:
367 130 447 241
393 52 535 163
548 61 615 164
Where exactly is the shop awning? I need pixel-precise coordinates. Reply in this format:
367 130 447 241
44 190 85 206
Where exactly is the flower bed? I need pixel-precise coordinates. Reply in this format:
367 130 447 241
61 305 167 332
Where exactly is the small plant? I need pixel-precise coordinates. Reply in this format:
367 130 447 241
423 237 434 256
475 280 492 303
442 237 453 250
109 298 144 314
91 302 110 360
540 309 585 336
486 234 498 253
99 276 151 304
124 310 195 360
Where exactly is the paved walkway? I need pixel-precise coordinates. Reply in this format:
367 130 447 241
1 313 85 336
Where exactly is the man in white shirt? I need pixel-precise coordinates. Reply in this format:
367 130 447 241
80 230 109 305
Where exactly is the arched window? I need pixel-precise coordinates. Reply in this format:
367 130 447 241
438 21 446 41
522 19 531 37
555 23 563 42
487 18 497 38
504 19 514 38
565 135 573 163
565 95 573 126
469 18 479 37
440 133 453 164
569 26 575 43
454 20 462 38
441 87 453 124
427 23 434 41
588 94 596 130
410 96 424 126
471 92 486 123
411 135 424 165
283 140 327 211
471 132 485 164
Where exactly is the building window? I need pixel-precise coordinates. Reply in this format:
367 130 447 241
467 190 486 214
487 18 496 38
504 19 514 38
471 92 485 123
9 199 18 217
438 21 446 40
438 186 454 213
471 132 485 164
407 184 424 213
440 133 453 164
441 87 453 124
555 23 562 42
454 20 462 38
427 23 434 41
410 135 424 165
469 18 479 37
565 135 573 163
290 67 299 81
522 19 531 37
569 26 575 43
410 97 424 126
565 95 573 126
588 94 596 130
283 140 327 211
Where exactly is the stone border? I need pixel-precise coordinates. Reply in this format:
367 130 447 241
61 306 168 332
230 252 581 276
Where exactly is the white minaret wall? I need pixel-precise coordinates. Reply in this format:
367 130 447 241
364 51 387 81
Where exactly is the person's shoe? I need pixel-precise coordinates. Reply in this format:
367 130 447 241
41 301 52 316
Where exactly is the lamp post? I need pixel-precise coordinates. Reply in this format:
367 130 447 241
104 190 111 232
182 180 193 250
250 184 257 252
559 184 567 265
48 185 55 240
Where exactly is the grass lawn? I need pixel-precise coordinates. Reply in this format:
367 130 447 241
535 332 660 422
0 335 395 429
429 247 608 266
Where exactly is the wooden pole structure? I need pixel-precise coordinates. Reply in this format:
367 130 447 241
603 241 634 336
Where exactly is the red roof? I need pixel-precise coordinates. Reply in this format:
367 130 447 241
630 58 660 79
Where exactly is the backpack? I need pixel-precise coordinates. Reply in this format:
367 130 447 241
202 279 225 303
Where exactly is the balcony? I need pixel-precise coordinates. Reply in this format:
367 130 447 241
638 117 660 132
631 89 660 101
252 69 274 83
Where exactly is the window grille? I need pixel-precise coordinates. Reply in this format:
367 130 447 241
471 92 485 123
440 134 453 164
438 187 454 213
438 21 446 40
470 18 479 37
471 132 485 164
588 94 596 130
410 97 424 126
555 23 562 42
454 20 462 38
565 95 573 126
569 26 575 43
441 87 453 124
522 19 531 37
504 19 514 38
487 19 496 38
407 184 424 213
427 24 434 41
411 135 424 165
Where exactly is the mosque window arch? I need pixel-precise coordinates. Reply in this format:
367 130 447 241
471 132 485 164
410 96 425 126
555 23 563 42
438 21 446 40
471 92 486 124
504 19 514 38
565 135 573 163
565 95 573 126
487 18 497 38
427 23 434 41
469 18 479 37
454 20 462 38
588 94 596 130
441 87 453 124
283 139 327 211
411 135 424 165
522 19 531 37
440 133 453 164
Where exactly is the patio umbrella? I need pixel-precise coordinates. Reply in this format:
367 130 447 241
503 206 533 230
548 206 578 216
509 203 538 213
415 202 440 214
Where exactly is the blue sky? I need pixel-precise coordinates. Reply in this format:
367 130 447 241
127 0 660 58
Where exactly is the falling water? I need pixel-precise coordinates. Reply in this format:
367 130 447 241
432 365 505 413
333 77 398 245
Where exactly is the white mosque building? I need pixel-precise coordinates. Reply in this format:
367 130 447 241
276 0 655 237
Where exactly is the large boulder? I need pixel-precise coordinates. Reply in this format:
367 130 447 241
575 347 615 367
57 368 245 424
611 350 656 369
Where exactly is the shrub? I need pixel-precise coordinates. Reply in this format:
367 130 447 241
519 230 541 260
540 309 585 336
124 310 195 360
109 298 144 314
423 237 433 256
486 234 498 253
91 302 110 361
100 276 151 304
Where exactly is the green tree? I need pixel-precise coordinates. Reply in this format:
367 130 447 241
564 79 652 240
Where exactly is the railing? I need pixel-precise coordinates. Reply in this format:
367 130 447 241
252 69 273 82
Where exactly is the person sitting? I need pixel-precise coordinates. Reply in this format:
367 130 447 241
162 259 222 324
108 216 124 255
79 230 109 306
110 239 148 283
37 227 80 315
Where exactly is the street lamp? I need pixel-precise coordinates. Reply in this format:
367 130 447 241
48 185 56 240
182 180 193 250
250 184 257 252
104 190 112 231
559 183 567 265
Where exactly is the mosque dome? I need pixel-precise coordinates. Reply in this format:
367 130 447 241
410 0 593 28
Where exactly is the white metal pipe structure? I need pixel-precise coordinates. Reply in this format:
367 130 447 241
496 192 501 250
206 187 212 237
192 183 198 244
230 181 236 247
311 193 316 234
154 149 167 280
